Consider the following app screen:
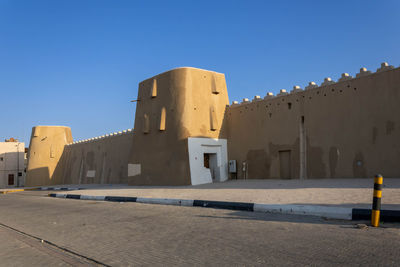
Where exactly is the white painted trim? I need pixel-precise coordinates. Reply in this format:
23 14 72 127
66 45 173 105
187 137 228 185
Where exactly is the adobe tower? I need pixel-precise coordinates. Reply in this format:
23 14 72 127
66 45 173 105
128 67 230 185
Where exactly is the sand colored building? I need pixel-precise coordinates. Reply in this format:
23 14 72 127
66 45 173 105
0 140 25 188
26 63 400 186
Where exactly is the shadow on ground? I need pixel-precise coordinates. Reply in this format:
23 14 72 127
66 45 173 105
53 178 400 190
195 209 400 228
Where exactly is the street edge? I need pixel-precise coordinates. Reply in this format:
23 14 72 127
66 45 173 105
0 187 40 194
47 193 400 222
1 187 83 194
47 193 375 221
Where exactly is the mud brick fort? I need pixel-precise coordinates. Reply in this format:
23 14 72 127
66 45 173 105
26 62 400 186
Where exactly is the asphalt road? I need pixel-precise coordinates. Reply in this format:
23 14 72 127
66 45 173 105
0 191 399 266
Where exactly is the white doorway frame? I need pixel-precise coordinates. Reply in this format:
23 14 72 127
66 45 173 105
187 137 228 185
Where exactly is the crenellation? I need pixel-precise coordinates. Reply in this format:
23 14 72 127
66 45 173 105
229 77 346 115
321 77 335 86
253 95 262 102
338 73 353 82
291 85 303 93
264 92 274 99
241 98 250 104
377 62 394 72
305 82 318 90
356 67 372 78
277 89 288 96
227 62 399 115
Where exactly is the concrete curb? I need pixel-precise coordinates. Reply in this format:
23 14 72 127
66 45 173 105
48 193 400 222
0 188 40 194
352 208 400 222
40 187 84 191
47 193 358 220
253 204 352 220
0 187 83 194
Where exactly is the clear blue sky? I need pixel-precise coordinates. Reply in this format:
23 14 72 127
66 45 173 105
1 0 399 145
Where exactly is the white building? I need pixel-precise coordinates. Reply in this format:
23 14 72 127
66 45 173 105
0 141 25 188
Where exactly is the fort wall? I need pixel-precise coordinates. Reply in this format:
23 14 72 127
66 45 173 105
26 128 133 186
56 130 133 185
25 63 399 186
227 64 400 179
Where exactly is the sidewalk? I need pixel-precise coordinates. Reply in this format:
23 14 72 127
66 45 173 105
0 187 40 194
56 178 400 210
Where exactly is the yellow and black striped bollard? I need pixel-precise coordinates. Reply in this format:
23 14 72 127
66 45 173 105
371 174 383 227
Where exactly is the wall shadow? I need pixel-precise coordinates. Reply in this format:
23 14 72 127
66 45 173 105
25 167 50 187
195 209 400 227
50 177 400 190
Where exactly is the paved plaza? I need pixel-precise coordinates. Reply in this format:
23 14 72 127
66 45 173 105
6 178 398 209
0 190 399 266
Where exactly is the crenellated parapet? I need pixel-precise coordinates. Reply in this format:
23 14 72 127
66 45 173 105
66 128 133 146
228 62 398 108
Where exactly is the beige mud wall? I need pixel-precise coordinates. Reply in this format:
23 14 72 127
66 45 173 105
26 126 73 186
26 127 133 186
227 67 400 179
55 131 133 185
128 67 229 185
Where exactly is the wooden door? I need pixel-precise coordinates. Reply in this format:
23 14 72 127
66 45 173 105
8 174 14 185
279 150 291 179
